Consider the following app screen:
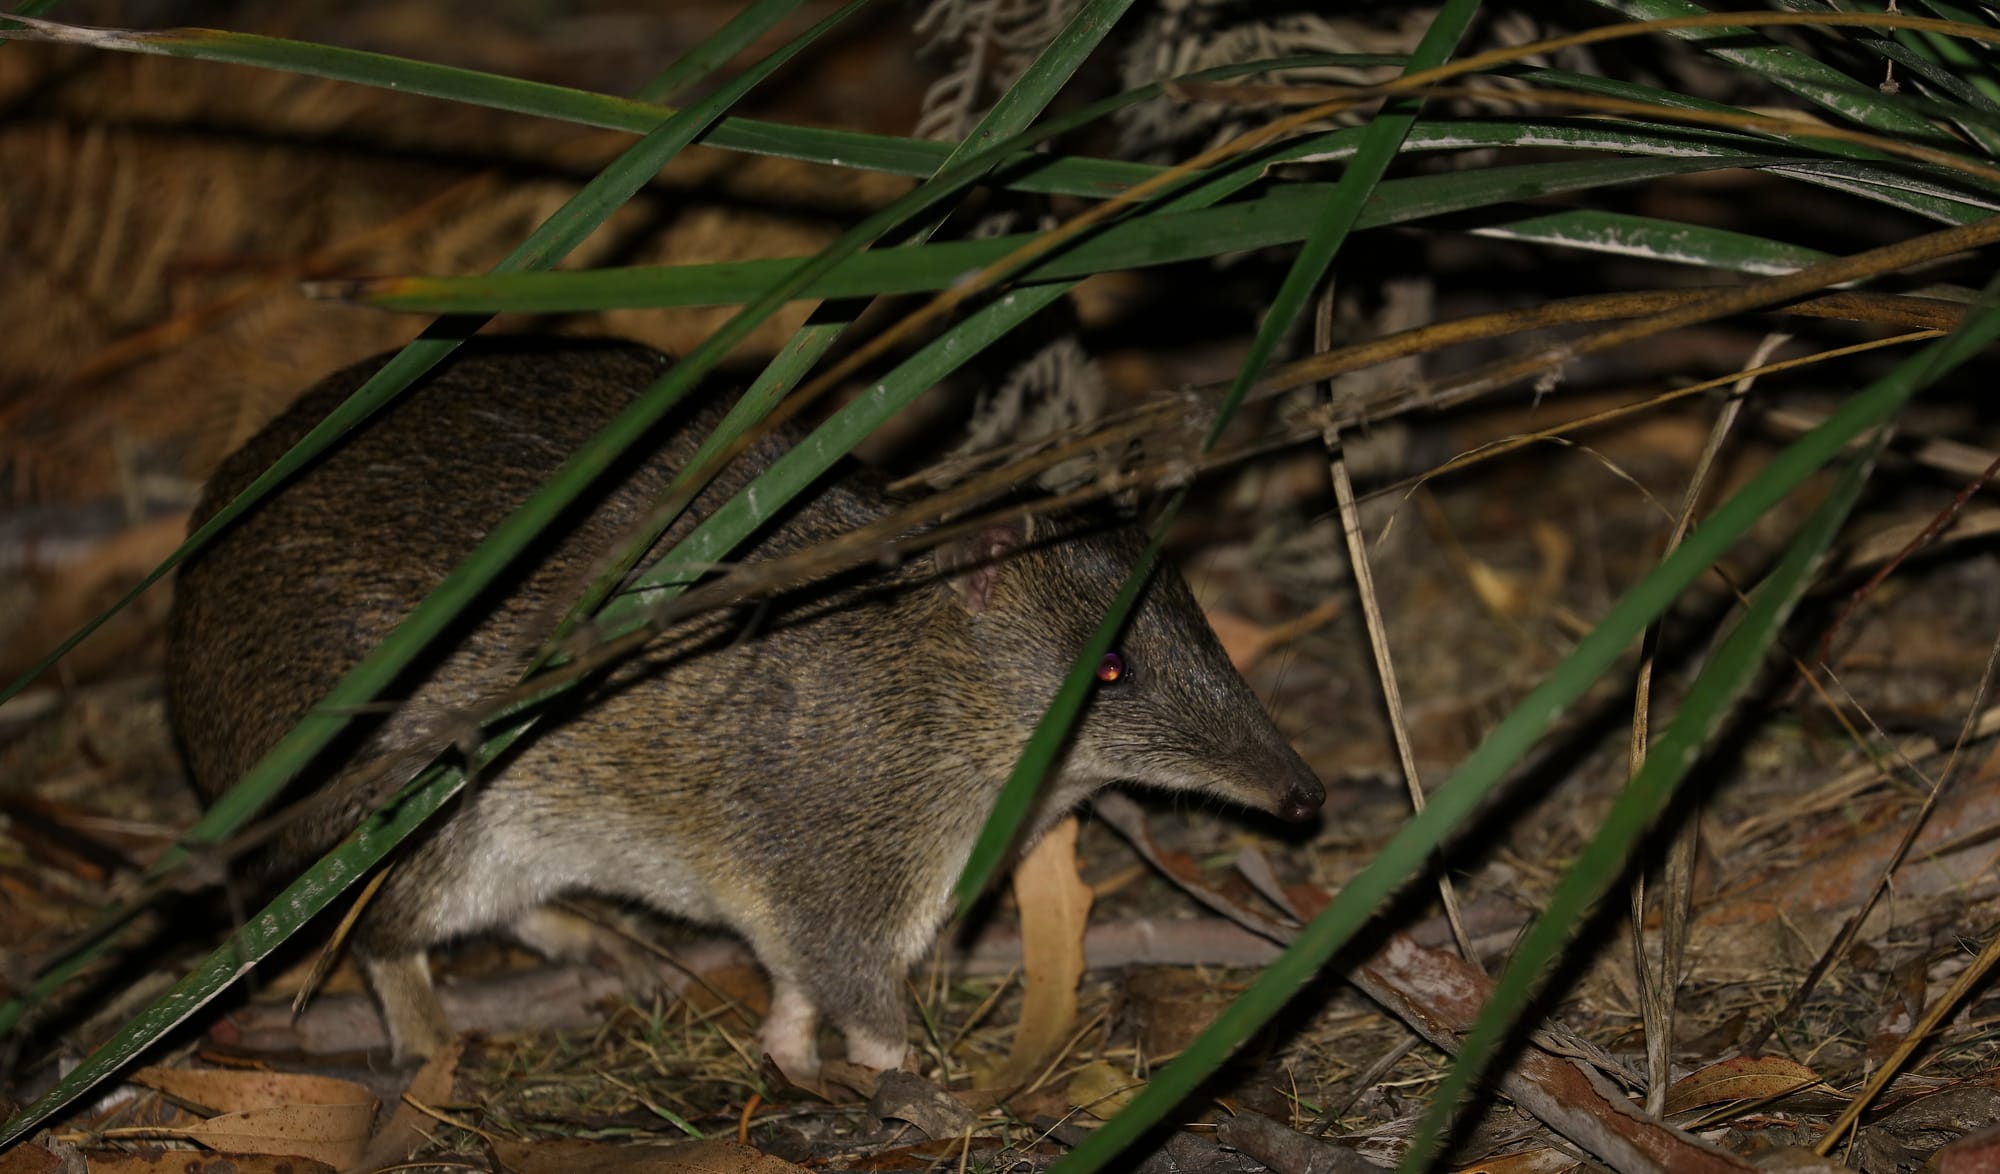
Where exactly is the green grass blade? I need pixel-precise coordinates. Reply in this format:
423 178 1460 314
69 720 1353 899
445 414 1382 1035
1474 209 1834 273
1209 0 1480 447
1513 66 2000 219
954 496 1178 882
1054 296 2000 1174
1402 295 2000 1167
1588 0 1959 145
1827 1 2000 106
1517 62 1903 166
0 15 1302 199
345 155 1790 315
1780 161 2000 223
1523 51 2000 151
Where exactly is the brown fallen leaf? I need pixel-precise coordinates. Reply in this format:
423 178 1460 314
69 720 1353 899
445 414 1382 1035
680 961 770 1035
984 815 1090 1089
173 1101 374 1168
1665 1056 1834 1117
0 1133 68 1174
128 1065 376 1168
130 1067 374 1117
1457 521 1571 623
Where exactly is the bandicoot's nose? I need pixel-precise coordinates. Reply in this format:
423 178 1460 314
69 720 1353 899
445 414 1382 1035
1276 775 1326 823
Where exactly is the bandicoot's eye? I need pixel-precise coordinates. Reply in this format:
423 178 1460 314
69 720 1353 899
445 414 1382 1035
1095 651 1127 685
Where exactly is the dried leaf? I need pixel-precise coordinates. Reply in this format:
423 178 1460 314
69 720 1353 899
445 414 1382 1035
129 1067 373 1117
988 815 1090 1087
681 962 768 1034
1664 1056 1831 1116
175 1101 373 1167
0 1134 66 1174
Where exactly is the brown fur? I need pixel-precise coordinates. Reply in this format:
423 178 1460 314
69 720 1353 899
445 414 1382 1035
165 338 1324 1076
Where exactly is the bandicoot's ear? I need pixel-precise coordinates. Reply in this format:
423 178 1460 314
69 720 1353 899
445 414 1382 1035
935 516 1036 614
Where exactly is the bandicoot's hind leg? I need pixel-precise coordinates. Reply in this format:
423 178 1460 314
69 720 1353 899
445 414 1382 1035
350 812 546 1061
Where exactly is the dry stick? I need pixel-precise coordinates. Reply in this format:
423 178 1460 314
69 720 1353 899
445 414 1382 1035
1314 1035 1421 1134
1261 294 1958 442
1315 286 1479 966
1626 332 1779 1116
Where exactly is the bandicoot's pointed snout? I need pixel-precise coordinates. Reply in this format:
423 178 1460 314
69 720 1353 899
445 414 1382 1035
1260 731 1327 823
1276 775 1326 823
